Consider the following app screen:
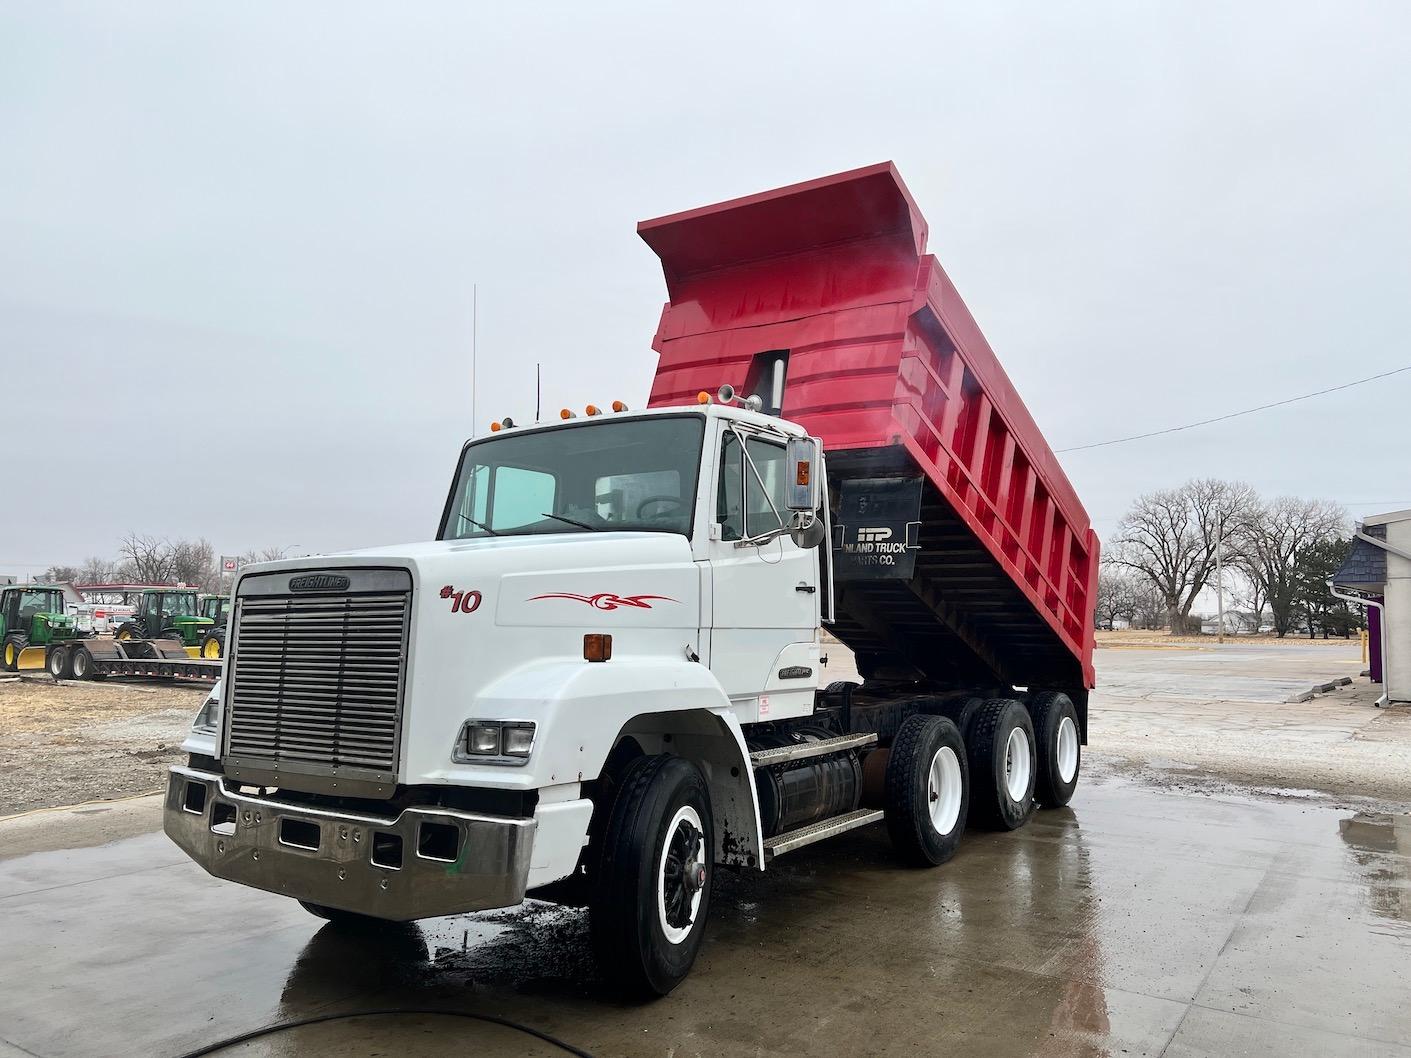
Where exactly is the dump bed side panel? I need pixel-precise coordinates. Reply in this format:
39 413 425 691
641 163 1096 690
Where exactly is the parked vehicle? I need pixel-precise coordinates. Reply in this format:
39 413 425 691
197 594 230 659
114 588 214 650
0 586 81 671
165 164 1097 996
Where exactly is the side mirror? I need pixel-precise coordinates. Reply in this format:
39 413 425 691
785 436 820 512
789 516 827 549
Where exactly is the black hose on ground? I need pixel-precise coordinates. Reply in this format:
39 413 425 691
170 1006 597 1058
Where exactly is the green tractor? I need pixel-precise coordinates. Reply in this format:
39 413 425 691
113 588 213 657
0 586 81 672
196 593 230 659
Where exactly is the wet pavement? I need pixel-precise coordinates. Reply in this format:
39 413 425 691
2 770 1409 1057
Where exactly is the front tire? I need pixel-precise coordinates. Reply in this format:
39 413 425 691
114 623 139 642
590 754 713 997
200 630 223 659
967 698 1037 831
298 901 399 930
1 635 22 672
885 714 969 866
1029 692 1081 807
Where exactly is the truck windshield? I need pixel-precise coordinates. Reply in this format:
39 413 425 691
163 594 197 617
441 415 706 540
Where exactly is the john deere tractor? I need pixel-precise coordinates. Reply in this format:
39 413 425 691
0 586 82 672
113 588 213 656
196 594 230 659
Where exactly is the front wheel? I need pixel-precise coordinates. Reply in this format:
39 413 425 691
1 635 22 672
200 630 223 659
590 754 713 997
298 901 402 931
114 623 139 642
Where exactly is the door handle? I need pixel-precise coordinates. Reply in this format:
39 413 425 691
795 584 816 594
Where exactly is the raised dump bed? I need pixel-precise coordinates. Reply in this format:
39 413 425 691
641 162 1097 712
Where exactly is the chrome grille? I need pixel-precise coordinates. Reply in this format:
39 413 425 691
225 570 411 779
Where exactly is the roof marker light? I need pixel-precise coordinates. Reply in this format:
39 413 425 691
612 400 628 413
697 391 711 404
585 404 601 416
489 421 502 432
560 408 576 420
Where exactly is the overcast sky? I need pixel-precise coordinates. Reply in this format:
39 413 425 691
3 2 1409 574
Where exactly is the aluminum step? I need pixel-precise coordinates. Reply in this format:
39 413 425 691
764 808 884 860
749 731 877 769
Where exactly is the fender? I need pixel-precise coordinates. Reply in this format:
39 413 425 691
409 656 765 869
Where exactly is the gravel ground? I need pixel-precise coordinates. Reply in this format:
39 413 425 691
0 675 206 816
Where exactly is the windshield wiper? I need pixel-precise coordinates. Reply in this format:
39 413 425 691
539 512 602 532
458 514 501 537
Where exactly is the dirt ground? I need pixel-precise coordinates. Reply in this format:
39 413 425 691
0 675 207 816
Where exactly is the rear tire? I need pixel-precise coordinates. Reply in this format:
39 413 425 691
590 754 713 997
921 695 984 743
885 714 969 866
48 646 73 680
1 634 22 672
966 698 1037 831
1029 692 1081 808
71 645 99 681
200 630 223 659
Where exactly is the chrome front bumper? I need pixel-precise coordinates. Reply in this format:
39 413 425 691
164 766 535 921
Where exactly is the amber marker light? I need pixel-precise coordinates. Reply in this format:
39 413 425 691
612 400 628 412
583 633 613 662
585 404 601 416
489 421 502 432
560 408 575 420
697 392 711 404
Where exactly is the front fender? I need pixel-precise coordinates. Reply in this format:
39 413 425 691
408 656 730 790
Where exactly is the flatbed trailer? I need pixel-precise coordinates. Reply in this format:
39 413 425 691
44 636 222 682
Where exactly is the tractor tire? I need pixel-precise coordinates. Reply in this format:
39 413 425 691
590 754 713 997
884 714 969 867
159 626 184 645
47 645 73 680
2 635 25 673
114 623 140 642
1029 692 1081 808
966 698 1037 832
200 630 224 660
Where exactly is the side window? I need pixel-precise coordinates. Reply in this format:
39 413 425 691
491 466 556 530
745 437 787 536
717 432 743 541
460 464 489 530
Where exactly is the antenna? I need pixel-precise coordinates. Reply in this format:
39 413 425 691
536 362 542 422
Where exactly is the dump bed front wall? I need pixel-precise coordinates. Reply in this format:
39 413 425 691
643 164 1096 689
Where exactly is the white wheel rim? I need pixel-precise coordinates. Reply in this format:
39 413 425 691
74 652 88 678
927 746 963 835
1056 716 1079 784
656 804 706 945
1004 726 1032 802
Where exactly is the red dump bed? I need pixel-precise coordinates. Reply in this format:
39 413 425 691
641 163 1097 695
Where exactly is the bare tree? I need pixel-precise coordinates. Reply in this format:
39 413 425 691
116 533 177 583
170 538 217 591
1109 479 1255 634
41 565 80 584
1234 497 1346 637
240 545 295 566
1095 568 1139 629
77 556 118 584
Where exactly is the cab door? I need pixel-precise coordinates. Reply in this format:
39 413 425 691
705 423 821 722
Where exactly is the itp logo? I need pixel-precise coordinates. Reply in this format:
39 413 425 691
857 527 893 543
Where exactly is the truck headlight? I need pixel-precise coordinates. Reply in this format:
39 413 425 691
455 720 535 764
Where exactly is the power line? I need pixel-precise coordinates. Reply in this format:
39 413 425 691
1057 364 1411 454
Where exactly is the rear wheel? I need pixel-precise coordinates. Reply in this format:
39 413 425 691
200 630 223 659
885 714 969 866
71 645 102 681
967 698 1037 831
1029 692 1081 807
590 754 713 997
47 646 73 679
1 635 25 673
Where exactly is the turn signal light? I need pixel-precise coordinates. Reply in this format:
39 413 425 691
489 421 502 432
585 404 601 416
612 400 628 412
697 391 711 404
560 408 576 420
583 633 613 662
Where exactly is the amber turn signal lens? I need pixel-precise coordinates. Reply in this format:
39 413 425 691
612 400 627 412
560 408 574 419
583 633 612 662
697 391 711 404
489 421 502 432
796 461 810 486
585 404 601 416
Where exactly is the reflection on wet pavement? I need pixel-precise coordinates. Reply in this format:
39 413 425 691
1 777 1408 1057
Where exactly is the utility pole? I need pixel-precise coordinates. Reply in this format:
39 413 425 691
1215 513 1226 644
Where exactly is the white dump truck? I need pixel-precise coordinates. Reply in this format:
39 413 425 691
165 163 1098 995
